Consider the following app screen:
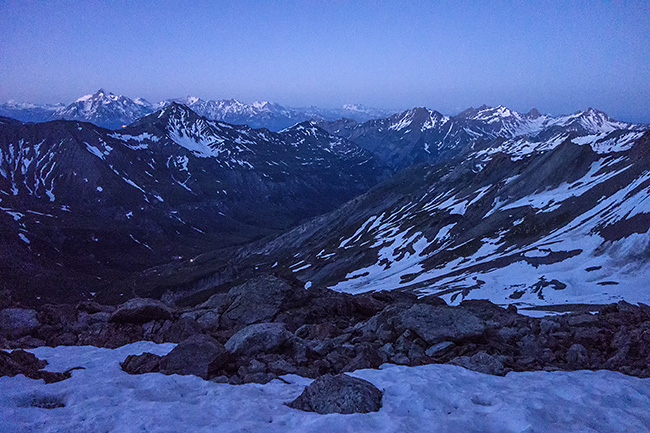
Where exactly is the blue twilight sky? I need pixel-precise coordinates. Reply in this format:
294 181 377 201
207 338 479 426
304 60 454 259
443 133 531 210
1 1 649 122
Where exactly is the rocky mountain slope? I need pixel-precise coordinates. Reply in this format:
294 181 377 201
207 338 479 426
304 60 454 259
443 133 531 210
167 117 650 309
0 104 389 304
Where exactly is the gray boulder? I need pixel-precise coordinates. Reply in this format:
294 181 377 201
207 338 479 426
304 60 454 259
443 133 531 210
225 322 292 356
397 304 486 344
451 351 506 375
160 334 227 379
0 308 40 339
220 276 293 330
566 343 589 368
110 298 173 323
288 374 383 414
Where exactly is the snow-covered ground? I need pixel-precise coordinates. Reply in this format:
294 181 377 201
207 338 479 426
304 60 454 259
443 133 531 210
1 342 649 432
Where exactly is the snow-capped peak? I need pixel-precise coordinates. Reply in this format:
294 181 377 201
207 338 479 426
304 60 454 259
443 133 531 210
57 89 155 129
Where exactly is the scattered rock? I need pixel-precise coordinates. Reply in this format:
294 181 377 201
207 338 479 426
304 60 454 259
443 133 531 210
0 349 71 383
110 298 173 323
540 319 560 334
287 373 383 414
160 317 202 343
4 275 650 382
566 344 589 369
196 311 220 331
13 336 46 348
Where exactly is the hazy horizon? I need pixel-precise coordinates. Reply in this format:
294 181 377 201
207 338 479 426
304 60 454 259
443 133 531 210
1 1 649 122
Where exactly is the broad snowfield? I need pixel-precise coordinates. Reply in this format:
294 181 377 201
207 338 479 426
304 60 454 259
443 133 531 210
1 342 649 432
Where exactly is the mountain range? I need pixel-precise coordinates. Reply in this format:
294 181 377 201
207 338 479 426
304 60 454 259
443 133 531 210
1 98 649 310
0 103 389 304
112 105 650 309
316 105 647 170
0 89 396 131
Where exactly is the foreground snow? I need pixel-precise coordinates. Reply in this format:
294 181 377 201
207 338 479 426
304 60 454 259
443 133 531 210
1 342 649 433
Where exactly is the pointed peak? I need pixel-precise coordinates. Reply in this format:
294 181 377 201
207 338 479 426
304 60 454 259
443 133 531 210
284 120 324 134
527 108 541 118
581 107 608 119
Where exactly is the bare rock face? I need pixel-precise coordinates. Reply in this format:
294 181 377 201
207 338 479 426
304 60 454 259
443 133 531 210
219 276 294 330
287 373 383 414
160 334 227 379
225 322 293 356
0 308 40 339
110 298 173 324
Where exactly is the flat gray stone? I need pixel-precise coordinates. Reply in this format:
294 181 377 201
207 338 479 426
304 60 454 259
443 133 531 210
225 322 292 356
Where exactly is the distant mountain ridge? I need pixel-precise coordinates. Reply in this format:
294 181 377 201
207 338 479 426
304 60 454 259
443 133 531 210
316 105 648 170
0 89 396 131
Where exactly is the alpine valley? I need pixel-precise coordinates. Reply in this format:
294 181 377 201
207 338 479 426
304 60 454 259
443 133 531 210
0 102 390 304
2 93 649 312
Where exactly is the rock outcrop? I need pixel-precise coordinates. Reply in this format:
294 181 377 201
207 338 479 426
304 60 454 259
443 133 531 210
0 349 73 383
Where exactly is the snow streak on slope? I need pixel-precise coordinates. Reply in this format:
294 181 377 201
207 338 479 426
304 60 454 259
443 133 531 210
274 132 650 308
2 342 649 433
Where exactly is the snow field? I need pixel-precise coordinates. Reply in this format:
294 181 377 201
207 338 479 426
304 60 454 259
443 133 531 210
1 342 649 432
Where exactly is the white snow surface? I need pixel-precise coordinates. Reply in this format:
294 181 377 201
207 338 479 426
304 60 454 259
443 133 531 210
2 342 650 433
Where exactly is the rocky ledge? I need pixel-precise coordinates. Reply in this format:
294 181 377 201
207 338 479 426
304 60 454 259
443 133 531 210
2 275 650 386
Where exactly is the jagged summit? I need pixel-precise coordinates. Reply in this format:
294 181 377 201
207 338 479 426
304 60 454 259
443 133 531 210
55 89 155 129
